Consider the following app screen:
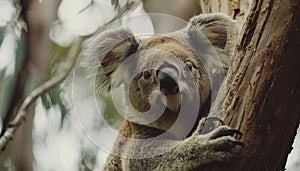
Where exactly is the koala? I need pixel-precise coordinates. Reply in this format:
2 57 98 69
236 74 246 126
82 13 243 171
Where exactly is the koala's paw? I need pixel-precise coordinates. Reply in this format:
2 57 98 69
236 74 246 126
194 117 225 135
204 126 244 162
192 118 244 163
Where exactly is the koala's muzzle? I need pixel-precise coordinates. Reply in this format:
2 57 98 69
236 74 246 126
156 65 179 95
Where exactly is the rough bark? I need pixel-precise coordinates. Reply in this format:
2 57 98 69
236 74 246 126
202 0 300 170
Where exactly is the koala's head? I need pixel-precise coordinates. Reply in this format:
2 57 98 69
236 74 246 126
82 13 235 138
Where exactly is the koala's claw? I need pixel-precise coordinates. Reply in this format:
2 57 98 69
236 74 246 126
194 123 244 163
196 117 208 133
206 116 224 125
194 117 221 135
209 126 242 140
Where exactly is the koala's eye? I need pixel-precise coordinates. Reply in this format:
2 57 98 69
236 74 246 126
186 62 193 71
143 71 152 79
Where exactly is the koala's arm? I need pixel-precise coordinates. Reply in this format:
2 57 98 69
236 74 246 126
103 120 133 171
121 118 243 171
81 13 242 170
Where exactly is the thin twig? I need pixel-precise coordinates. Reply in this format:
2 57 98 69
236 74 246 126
0 0 135 150
0 38 83 150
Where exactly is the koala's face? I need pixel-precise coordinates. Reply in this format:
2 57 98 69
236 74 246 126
128 35 209 112
122 36 211 133
82 14 234 137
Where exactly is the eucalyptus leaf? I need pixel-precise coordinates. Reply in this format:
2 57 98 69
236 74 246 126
111 0 117 5
0 76 14 119
118 1 134 14
50 87 68 127
41 93 52 110
57 95 68 128
14 30 26 73
111 0 119 10
0 27 5 47
0 69 6 81
41 87 69 127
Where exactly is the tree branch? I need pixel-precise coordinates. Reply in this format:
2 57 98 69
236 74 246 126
0 38 83 150
0 0 136 151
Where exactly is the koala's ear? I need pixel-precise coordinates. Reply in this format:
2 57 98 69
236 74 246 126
81 28 139 92
81 28 139 67
189 13 236 58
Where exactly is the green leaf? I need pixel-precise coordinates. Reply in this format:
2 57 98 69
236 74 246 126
51 87 68 128
117 1 134 14
40 42 73 127
111 0 119 10
0 76 14 119
41 87 69 127
41 93 52 110
0 27 5 47
111 0 117 5
0 69 6 81
57 95 68 128
14 30 26 73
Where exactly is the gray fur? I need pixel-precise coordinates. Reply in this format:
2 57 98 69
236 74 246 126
190 13 237 61
81 28 136 67
81 13 242 170
81 28 139 92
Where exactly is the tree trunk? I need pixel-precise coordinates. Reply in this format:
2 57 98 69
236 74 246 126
201 0 300 170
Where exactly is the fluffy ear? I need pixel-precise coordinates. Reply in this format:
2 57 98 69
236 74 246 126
81 28 139 67
81 28 139 92
190 13 236 54
189 13 236 63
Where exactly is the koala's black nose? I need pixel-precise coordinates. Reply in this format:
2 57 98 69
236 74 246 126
156 65 179 95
